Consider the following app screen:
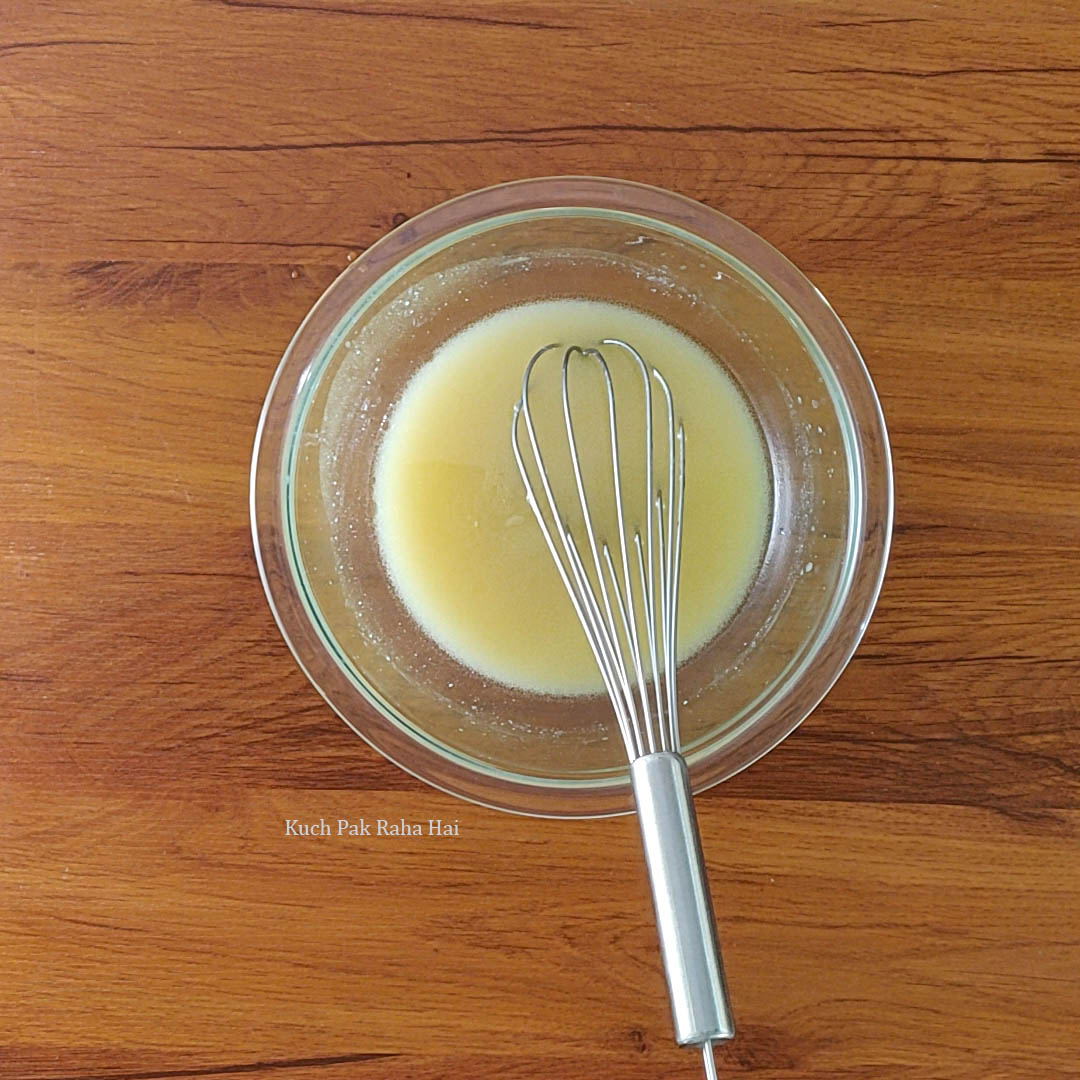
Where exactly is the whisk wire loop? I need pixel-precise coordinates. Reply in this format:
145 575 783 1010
511 339 686 761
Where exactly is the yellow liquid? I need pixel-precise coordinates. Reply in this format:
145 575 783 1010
374 299 770 695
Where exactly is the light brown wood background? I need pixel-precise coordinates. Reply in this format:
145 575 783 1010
3 2 1079 1078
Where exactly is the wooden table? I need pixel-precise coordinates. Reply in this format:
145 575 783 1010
4 2 1078 1077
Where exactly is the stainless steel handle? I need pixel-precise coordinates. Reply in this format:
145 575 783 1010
631 751 734 1048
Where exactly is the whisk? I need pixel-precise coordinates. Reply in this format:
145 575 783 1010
511 339 735 1080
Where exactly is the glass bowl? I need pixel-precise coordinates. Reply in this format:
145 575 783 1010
251 176 893 817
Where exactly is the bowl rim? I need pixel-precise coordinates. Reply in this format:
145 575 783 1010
251 175 894 818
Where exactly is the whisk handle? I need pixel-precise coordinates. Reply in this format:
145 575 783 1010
631 751 735 1048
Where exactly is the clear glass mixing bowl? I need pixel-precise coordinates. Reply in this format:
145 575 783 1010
251 176 893 817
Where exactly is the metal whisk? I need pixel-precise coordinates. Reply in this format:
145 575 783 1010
511 339 734 1080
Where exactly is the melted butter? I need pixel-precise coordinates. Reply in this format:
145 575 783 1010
374 299 770 695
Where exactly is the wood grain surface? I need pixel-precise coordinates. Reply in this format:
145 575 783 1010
3 2 1079 1078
